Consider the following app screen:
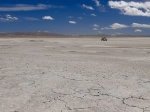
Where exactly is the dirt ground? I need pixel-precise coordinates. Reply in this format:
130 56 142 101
0 37 150 112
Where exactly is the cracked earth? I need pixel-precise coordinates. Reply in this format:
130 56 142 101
0 37 150 112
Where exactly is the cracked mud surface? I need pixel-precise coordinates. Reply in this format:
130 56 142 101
0 37 150 112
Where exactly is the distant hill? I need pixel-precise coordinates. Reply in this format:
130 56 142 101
0 32 67 37
0 32 150 38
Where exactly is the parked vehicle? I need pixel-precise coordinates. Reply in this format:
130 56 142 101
101 37 107 41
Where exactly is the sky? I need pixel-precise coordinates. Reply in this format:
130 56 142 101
0 0 150 35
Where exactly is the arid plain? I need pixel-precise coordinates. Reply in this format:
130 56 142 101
0 37 150 112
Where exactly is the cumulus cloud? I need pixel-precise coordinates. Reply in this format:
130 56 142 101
93 28 98 30
131 23 150 28
112 32 122 36
69 21 76 24
102 23 129 30
109 23 129 29
82 4 94 10
93 24 99 27
92 0 101 6
135 29 142 32
91 14 97 16
42 16 54 20
0 4 64 11
0 14 18 21
108 1 150 17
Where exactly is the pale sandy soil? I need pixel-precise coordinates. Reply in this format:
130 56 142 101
0 37 150 112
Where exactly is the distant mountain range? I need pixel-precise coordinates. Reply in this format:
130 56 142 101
0 32 150 37
0 32 66 37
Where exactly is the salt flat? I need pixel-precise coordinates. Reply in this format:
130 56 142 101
0 37 150 112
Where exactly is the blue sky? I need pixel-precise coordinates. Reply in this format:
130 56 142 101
0 0 150 35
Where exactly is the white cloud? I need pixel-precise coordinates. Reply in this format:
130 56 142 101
0 4 63 11
93 24 99 27
109 23 129 29
0 14 18 21
112 32 122 36
92 0 101 6
82 4 94 10
69 21 76 24
91 14 96 16
101 27 110 30
42 16 54 20
93 28 98 30
132 23 150 28
101 23 129 30
135 29 142 32
108 1 150 17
